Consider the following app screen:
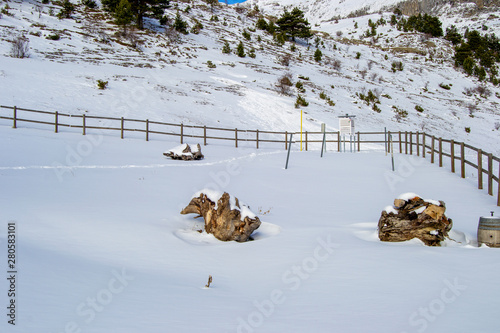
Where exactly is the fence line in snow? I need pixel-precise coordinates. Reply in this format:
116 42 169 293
1 104 499 206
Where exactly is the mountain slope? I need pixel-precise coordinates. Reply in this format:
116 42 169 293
0 0 499 154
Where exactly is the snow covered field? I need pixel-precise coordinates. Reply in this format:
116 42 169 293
1 125 499 333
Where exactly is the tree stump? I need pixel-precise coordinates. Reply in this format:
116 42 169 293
181 191 261 242
378 194 453 246
164 143 204 160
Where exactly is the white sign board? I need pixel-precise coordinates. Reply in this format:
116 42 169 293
339 118 354 135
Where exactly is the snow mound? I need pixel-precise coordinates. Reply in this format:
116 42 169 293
174 221 280 245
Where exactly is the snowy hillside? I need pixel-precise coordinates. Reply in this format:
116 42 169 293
0 0 500 154
2 1 500 332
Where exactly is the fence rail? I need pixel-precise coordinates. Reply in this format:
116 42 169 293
1 105 499 206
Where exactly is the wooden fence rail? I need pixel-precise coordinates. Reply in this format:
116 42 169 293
1 105 499 206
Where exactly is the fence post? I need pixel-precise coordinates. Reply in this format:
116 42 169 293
387 131 391 153
439 137 443 167
337 132 340 152
121 117 124 139
235 128 238 148
13 106 17 129
488 153 493 196
431 136 435 164
82 114 86 135
285 131 288 150
410 132 413 155
416 132 420 156
397 131 401 153
405 131 408 154
55 111 59 133
146 119 149 141
305 131 308 151
256 130 259 149
180 123 183 144
460 142 465 178
204 126 207 146
451 140 455 173
357 132 360 152
422 134 426 158
497 162 500 206
478 149 483 190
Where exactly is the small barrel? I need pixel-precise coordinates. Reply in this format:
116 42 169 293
478 216 500 247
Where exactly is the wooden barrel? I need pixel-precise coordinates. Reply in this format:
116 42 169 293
478 216 500 247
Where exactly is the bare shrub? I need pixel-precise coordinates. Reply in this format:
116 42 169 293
370 73 378 81
276 73 293 96
10 35 30 58
336 30 343 37
475 85 491 98
495 122 500 130
360 69 368 79
467 103 478 117
331 58 342 71
165 26 181 44
463 87 474 96
277 53 292 67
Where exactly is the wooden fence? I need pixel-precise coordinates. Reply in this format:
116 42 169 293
1 105 499 206
386 131 500 206
0 105 388 151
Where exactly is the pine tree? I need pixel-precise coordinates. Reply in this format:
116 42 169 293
114 0 134 31
276 7 312 41
314 48 322 62
173 12 188 34
237 41 245 57
102 0 169 29
222 41 231 54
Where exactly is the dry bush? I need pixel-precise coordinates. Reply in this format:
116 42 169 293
276 73 293 96
277 53 292 67
10 35 29 58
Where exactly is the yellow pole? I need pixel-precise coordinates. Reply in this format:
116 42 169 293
300 110 303 151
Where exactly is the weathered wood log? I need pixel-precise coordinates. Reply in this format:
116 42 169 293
181 191 261 242
164 143 204 160
378 194 452 246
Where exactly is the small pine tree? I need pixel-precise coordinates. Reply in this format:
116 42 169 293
114 0 133 32
237 41 245 57
57 0 75 19
256 17 268 30
242 29 251 41
276 33 286 46
314 48 322 62
222 41 231 54
463 56 475 75
173 12 189 34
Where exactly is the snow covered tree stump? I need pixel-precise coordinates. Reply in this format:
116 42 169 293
163 143 204 160
378 193 453 246
180 191 261 242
